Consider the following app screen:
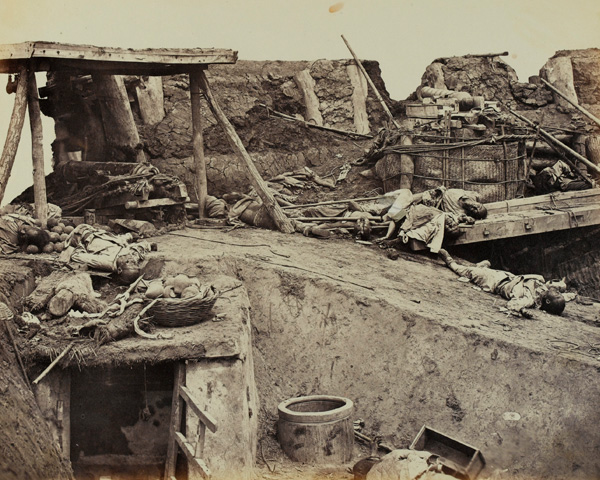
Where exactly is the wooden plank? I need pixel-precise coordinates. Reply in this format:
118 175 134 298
0 42 237 64
190 71 208 219
0 66 28 205
484 189 600 215
164 363 185 480
448 203 600 245
27 70 48 229
179 385 218 433
175 432 211 479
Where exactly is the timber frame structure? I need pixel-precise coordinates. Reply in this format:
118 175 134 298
0 41 295 232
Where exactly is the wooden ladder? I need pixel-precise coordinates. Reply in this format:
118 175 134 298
164 363 218 480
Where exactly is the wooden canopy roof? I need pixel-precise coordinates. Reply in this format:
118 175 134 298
0 41 238 75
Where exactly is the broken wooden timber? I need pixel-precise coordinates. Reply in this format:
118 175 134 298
189 71 208 218
447 189 600 245
541 78 600 129
0 66 28 205
341 34 400 129
509 109 600 174
27 69 49 228
197 70 295 234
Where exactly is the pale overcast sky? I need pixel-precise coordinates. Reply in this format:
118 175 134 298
0 0 598 204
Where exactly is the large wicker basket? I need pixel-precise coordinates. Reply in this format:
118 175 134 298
148 286 218 327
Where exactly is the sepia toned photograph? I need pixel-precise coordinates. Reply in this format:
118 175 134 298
0 1 598 479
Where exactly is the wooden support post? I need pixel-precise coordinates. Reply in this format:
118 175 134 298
294 69 323 126
196 70 295 233
508 109 600 174
189 71 208 219
92 73 146 163
27 70 48 228
541 78 600 129
0 66 28 205
341 35 400 129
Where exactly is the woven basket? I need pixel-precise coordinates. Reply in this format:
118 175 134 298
148 287 218 328
411 141 525 203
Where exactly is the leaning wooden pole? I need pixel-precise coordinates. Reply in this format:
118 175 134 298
27 70 48 228
0 66 28 205
508 109 600 174
196 70 295 233
541 78 600 129
189 71 208 219
341 35 400 129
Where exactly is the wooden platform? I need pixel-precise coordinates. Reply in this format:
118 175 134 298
448 188 600 245
0 41 238 75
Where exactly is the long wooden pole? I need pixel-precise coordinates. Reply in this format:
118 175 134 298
508 109 600 174
0 66 28 205
32 341 74 386
189 71 208 219
341 35 400 129
27 70 48 228
282 195 386 209
541 78 600 129
196 70 295 233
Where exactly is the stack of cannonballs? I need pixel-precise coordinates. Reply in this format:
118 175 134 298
20 218 75 254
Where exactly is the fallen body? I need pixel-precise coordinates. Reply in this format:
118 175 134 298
438 248 566 317
60 224 151 283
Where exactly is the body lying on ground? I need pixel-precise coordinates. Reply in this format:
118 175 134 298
60 224 151 283
533 159 593 194
438 248 566 317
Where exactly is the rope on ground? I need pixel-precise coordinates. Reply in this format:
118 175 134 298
246 254 375 291
549 339 600 360
166 231 291 258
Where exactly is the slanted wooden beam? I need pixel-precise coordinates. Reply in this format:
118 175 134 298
27 70 48 228
541 78 600 129
0 66 28 205
197 70 295 233
91 73 146 163
341 35 400 129
189 71 208 219
509 109 600 174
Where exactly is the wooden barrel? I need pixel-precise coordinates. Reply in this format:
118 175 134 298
277 395 354 464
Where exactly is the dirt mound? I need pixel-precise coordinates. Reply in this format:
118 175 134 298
0 263 73 480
